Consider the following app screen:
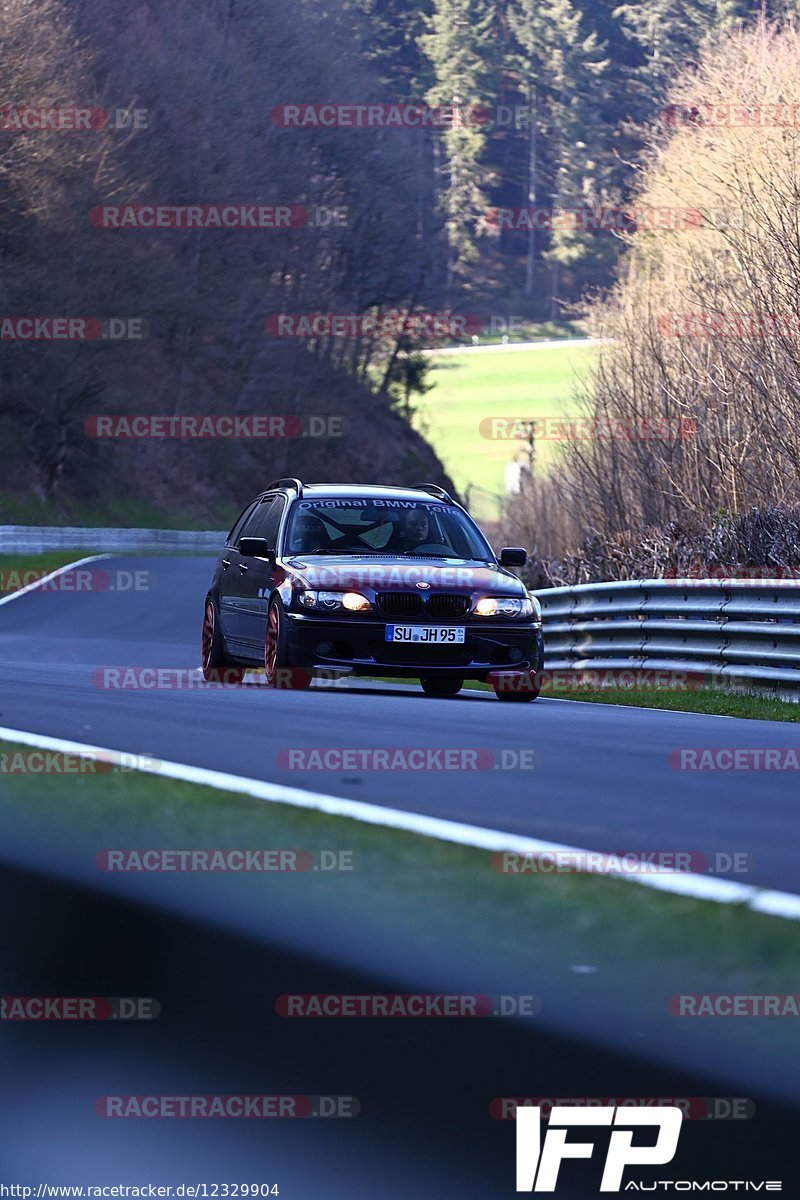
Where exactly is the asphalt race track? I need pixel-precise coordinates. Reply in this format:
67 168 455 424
0 555 797 893
1 556 800 1193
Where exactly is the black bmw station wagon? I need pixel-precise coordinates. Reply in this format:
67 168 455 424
201 480 543 699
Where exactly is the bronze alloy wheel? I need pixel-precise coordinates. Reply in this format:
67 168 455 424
201 599 246 684
264 600 312 689
264 603 280 680
201 600 215 676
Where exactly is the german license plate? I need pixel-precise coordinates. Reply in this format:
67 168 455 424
385 625 465 644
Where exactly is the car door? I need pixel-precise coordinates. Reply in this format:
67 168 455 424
233 494 286 651
217 500 258 643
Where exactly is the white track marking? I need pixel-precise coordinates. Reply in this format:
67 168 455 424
0 554 110 608
0 723 797 920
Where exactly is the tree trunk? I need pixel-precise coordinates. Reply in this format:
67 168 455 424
524 83 538 301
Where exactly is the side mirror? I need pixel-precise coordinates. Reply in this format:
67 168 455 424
499 547 527 567
239 537 274 560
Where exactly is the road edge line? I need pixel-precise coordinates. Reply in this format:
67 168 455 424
0 722 797 921
0 553 111 608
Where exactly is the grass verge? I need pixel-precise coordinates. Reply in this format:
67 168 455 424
465 680 800 721
541 683 800 721
0 734 795 1019
0 551 105 594
371 676 800 721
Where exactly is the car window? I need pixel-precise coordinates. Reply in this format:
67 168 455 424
315 507 394 549
239 495 284 548
257 496 285 549
284 499 494 559
226 501 258 547
238 497 270 542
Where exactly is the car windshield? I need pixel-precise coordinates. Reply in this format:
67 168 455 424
284 498 494 561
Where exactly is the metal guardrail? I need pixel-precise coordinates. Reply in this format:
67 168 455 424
0 526 226 554
3 530 799 692
533 578 800 693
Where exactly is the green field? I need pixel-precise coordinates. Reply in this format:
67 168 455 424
414 342 598 517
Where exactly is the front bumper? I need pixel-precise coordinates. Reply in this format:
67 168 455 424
285 612 543 679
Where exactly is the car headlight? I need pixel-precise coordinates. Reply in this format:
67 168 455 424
342 591 372 612
298 590 372 613
473 595 537 619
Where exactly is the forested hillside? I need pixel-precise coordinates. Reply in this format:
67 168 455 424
0 0 796 522
503 17 800 575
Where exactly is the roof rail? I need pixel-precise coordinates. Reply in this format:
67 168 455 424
416 483 454 503
268 477 304 497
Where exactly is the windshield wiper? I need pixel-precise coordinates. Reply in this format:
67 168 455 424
401 552 494 562
290 549 389 556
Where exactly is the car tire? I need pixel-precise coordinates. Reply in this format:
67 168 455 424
489 669 541 702
201 598 246 684
420 676 463 697
264 598 313 690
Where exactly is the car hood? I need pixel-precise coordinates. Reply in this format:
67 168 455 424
282 555 527 596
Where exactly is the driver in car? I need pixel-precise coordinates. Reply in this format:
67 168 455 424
400 507 430 550
289 514 328 554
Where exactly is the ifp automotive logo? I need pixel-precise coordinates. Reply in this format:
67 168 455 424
516 1105 681 1192
514 1105 782 1191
